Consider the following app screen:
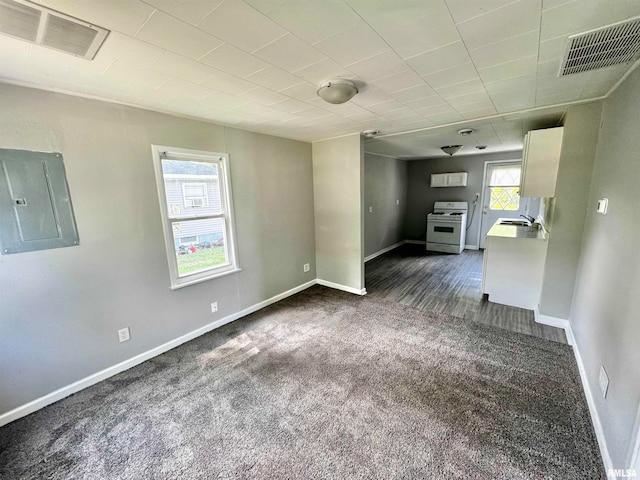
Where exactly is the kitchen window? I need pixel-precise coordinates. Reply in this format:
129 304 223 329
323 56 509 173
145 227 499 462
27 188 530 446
489 164 521 211
152 145 239 289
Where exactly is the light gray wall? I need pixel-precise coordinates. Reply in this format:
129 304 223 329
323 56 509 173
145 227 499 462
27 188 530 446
405 150 522 246
538 101 603 319
312 135 364 291
364 153 407 257
0 83 316 415
570 68 640 468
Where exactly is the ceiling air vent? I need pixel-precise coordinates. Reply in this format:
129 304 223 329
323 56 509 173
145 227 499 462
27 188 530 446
0 0 109 60
560 17 640 76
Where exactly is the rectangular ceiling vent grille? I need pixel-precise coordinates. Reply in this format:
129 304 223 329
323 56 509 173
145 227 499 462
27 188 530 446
560 17 640 76
0 0 109 60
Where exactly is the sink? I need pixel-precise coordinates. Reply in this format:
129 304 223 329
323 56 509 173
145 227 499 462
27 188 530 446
498 220 530 226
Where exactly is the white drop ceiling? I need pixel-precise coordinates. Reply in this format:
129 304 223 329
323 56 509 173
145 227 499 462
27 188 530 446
0 0 639 148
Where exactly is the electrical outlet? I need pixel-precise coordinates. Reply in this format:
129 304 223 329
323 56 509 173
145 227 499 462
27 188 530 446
396 199 400 205
599 365 609 398
369 206 373 213
118 327 130 343
211 302 218 313
303 263 310 272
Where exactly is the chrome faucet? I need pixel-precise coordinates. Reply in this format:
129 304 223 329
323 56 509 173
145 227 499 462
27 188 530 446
520 214 535 225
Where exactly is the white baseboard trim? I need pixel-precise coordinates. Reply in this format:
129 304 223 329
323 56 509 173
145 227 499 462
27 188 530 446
534 306 572 343
316 278 367 296
534 306 613 475
405 239 426 245
565 324 614 477
364 240 406 262
464 244 479 250
0 279 318 428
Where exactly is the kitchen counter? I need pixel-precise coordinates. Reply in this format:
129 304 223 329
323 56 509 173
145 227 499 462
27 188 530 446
487 222 548 241
482 219 549 309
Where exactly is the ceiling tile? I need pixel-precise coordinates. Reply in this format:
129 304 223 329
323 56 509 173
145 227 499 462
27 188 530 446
350 86 396 107
136 10 223 59
389 84 438 103
478 56 538 83
102 60 167 90
377 10 461 60
468 30 540 69
540 0 640 41
199 43 269 77
456 0 542 49
414 103 458 116
245 66 303 91
483 74 537 95
366 100 407 115
538 36 566 63
445 0 518 24
142 0 223 25
423 63 480 89
240 86 288 105
277 82 319 102
267 0 360 44
150 51 217 83
347 50 408 81
243 0 287 15
253 34 326 72
97 32 164 67
197 0 288 53
199 70 258 96
39 0 155 37
346 0 449 33
405 41 471 76
312 21 389 67
270 97 314 114
371 70 426 94
158 77 213 100
402 95 448 110
292 58 351 85
436 78 486 99
446 90 492 107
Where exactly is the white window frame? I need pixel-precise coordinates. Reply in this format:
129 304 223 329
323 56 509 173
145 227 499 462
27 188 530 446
182 182 209 208
151 145 240 290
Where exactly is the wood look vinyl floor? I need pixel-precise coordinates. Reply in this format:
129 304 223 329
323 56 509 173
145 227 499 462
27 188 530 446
365 243 567 344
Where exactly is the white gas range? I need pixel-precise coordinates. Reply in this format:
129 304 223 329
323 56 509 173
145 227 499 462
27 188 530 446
426 201 468 254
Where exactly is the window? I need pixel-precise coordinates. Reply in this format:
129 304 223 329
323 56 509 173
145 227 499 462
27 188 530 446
489 164 521 211
152 145 239 289
182 182 208 208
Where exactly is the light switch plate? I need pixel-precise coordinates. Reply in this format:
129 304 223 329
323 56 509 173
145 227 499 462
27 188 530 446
118 327 130 343
597 198 608 214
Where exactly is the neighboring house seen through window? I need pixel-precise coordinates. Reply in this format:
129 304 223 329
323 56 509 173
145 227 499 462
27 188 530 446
152 145 240 289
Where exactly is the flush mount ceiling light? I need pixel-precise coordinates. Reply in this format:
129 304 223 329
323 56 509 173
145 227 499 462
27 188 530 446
458 128 474 136
0 0 109 59
476 145 487 150
441 145 463 156
317 79 359 104
362 129 380 138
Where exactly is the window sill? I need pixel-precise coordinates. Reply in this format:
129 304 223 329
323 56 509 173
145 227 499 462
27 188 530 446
169 267 242 290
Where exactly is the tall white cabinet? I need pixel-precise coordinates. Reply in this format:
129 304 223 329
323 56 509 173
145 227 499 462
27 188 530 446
519 127 564 198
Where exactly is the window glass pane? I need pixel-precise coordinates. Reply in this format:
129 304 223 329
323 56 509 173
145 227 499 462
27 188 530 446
161 160 222 217
172 218 228 276
489 165 521 186
490 187 521 210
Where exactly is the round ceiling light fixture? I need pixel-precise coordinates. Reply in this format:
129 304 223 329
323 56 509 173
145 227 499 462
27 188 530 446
362 129 380 138
476 145 487 150
317 79 359 104
458 128 474 136
441 145 463 156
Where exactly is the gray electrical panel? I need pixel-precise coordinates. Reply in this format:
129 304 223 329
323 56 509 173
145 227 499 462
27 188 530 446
0 149 79 254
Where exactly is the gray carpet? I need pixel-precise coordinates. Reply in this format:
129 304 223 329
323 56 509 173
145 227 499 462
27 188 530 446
0 286 604 479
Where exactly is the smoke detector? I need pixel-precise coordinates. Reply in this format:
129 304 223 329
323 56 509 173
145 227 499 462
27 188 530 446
0 0 110 60
458 128 474 136
560 16 640 76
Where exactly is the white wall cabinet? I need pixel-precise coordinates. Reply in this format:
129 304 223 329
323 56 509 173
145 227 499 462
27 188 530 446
520 127 564 198
430 172 467 187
